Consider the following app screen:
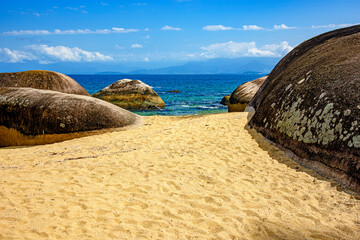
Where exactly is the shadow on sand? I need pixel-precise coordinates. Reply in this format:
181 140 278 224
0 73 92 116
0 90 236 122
244 112 360 198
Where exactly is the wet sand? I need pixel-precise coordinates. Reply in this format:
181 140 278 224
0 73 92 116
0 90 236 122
0 112 359 239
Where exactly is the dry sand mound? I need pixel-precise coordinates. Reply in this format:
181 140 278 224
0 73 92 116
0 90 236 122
0 113 359 239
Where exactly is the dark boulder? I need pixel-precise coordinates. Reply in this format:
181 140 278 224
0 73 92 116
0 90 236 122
92 79 165 110
0 87 141 146
248 25 360 193
0 70 89 96
220 95 230 106
228 76 267 112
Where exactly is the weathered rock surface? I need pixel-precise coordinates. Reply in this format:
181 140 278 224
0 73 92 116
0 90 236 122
220 95 230 106
228 76 267 112
0 87 141 146
248 25 360 193
92 79 165 110
0 70 89 96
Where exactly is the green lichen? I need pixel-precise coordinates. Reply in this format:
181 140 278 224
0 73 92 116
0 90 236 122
344 109 351 116
335 123 342 133
268 89 360 148
352 135 360 148
303 131 313 143
275 100 346 145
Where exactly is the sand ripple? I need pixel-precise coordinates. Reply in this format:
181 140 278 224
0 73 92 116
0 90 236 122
0 113 359 239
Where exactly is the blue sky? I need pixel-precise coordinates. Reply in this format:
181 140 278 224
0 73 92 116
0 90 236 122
0 0 359 73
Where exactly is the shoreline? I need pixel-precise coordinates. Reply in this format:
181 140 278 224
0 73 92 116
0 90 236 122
1 112 359 239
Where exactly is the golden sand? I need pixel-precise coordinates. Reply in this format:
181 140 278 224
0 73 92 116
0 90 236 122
0 112 359 239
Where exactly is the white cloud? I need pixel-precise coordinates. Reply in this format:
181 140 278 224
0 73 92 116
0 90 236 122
243 25 264 30
262 41 293 55
100 2 109 6
144 28 150 31
0 45 113 63
112 27 139 33
161 25 182 31
311 23 359 29
134 2 147 6
274 24 296 30
0 48 35 63
115 44 125 50
3 30 51 36
3 28 139 36
66 6 88 14
200 41 293 58
202 25 237 31
131 44 143 49
29 45 113 63
54 29 78 34
144 57 150 62
145 35 151 39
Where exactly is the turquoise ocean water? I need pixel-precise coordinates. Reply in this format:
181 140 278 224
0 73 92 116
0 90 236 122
70 74 263 116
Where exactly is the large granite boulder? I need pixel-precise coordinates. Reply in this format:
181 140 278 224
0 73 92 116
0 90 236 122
0 87 141 146
0 70 89 96
247 25 360 193
92 79 165 110
220 95 230 106
228 76 267 112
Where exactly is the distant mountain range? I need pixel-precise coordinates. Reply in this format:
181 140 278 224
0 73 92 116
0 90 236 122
96 57 280 75
0 57 281 75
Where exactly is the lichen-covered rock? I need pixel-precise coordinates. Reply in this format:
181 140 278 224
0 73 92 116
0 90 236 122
0 87 142 146
0 70 89 96
248 25 360 193
92 79 165 110
228 76 267 112
220 95 230 106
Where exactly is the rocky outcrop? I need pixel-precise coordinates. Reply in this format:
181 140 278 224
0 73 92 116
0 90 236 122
0 87 141 146
247 25 360 193
228 76 267 112
0 70 89 96
220 95 230 106
92 79 165 110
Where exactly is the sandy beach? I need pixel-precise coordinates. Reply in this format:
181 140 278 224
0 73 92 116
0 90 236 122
0 112 359 239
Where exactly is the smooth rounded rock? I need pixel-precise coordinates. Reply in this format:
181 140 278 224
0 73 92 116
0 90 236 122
248 25 360 193
228 76 267 112
0 70 89 96
92 79 165 110
220 95 230 106
0 87 142 146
